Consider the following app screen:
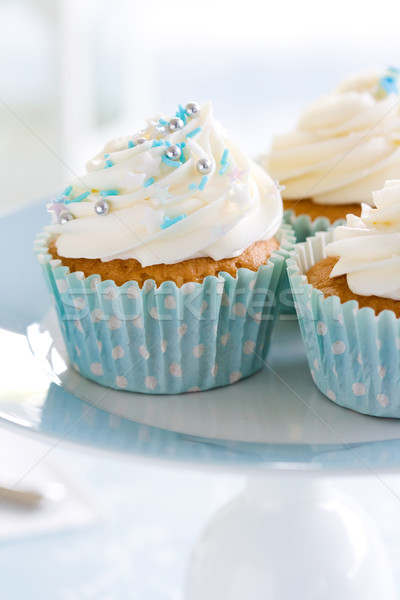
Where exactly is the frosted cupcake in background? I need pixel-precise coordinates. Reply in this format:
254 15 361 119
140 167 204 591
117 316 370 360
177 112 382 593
263 67 400 241
36 101 293 394
287 179 400 418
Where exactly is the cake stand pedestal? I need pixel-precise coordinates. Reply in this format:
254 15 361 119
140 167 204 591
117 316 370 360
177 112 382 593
185 473 397 600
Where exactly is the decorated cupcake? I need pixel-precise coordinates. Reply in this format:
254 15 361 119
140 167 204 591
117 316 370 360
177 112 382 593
287 179 400 417
36 102 293 394
263 67 400 241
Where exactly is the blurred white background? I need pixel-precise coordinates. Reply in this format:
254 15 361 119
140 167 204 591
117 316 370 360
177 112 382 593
1 0 399 212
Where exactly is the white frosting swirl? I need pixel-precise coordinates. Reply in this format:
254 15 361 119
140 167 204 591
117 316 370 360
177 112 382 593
264 68 400 205
47 102 282 266
325 179 400 300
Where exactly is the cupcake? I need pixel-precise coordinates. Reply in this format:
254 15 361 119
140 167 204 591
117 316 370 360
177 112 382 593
287 179 400 417
36 101 293 394
263 67 400 242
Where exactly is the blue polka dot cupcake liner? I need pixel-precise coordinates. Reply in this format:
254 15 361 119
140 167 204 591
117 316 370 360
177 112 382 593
35 225 294 395
280 211 345 316
287 231 400 418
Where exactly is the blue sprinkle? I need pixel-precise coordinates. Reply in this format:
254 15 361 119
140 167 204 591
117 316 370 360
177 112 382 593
105 159 113 168
165 140 171 147
186 127 202 139
175 144 185 163
162 155 182 168
219 162 229 175
152 139 164 148
100 190 119 197
198 175 208 191
62 185 73 196
188 183 197 190
161 214 187 229
179 142 187 163
143 177 155 188
128 141 134 148
380 76 398 95
220 149 229 165
104 153 110 158
176 104 187 125
388 66 400 74
159 118 168 125
66 191 90 203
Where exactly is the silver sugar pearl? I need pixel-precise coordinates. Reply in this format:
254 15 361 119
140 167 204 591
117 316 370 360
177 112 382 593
185 102 200 117
57 212 74 225
134 137 147 145
168 117 184 132
165 144 182 161
94 199 110 216
196 157 212 175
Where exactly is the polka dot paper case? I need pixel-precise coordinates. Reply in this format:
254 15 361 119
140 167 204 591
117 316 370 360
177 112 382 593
287 180 400 418
35 101 294 394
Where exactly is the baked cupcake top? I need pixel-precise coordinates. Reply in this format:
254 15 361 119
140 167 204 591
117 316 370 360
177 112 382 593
264 68 400 205
326 179 400 300
47 102 282 267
